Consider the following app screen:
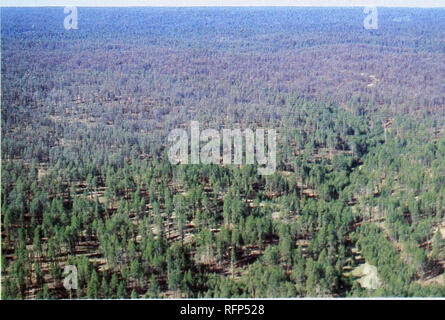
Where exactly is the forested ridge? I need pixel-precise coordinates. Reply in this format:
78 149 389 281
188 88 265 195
1 7 444 299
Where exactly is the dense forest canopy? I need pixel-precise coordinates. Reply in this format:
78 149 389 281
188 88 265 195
1 7 444 299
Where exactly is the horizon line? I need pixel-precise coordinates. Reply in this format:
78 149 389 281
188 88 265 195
2 0 445 9
2 5 445 8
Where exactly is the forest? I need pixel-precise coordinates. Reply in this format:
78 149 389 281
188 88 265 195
1 7 444 298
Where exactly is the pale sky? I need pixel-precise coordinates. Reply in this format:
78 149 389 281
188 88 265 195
1 0 445 7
